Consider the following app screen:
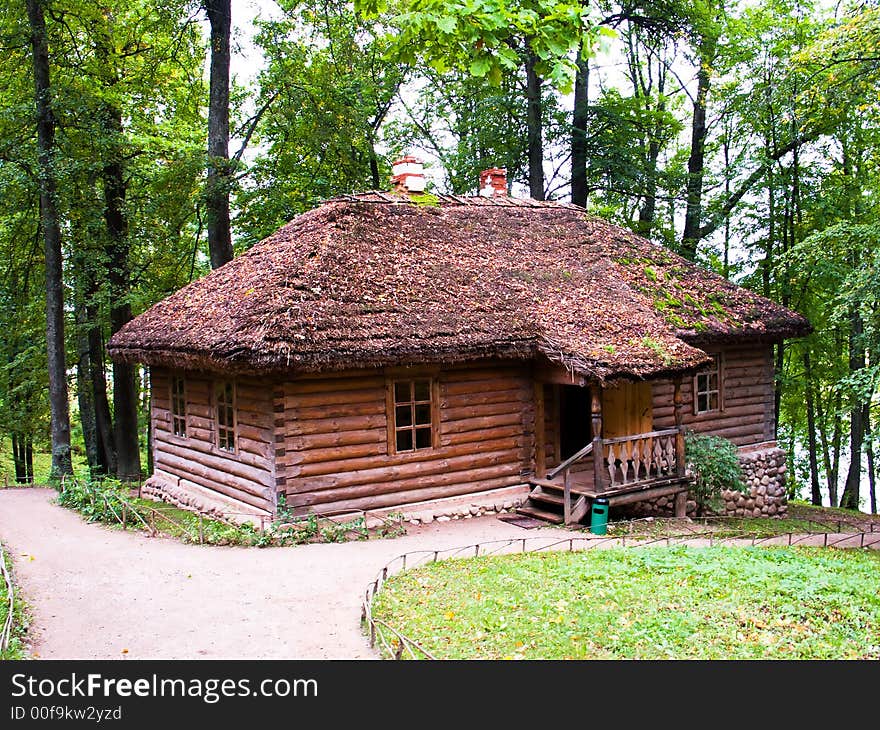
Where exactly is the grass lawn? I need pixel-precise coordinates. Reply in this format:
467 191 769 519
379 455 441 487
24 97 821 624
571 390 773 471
0 543 29 660
372 546 880 659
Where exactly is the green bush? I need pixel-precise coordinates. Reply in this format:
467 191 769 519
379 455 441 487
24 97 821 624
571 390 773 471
684 432 746 515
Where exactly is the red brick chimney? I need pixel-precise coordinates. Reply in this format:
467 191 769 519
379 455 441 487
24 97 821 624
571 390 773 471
391 155 426 193
479 167 507 197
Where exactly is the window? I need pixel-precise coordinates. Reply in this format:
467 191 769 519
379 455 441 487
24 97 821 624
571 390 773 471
694 353 722 414
215 380 236 452
171 377 187 438
390 378 435 453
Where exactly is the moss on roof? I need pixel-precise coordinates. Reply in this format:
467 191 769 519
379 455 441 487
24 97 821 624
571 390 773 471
108 193 811 382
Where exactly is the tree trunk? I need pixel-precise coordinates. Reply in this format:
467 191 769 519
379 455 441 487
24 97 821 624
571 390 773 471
840 309 865 511
803 351 822 505
12 434 25 483
680 36 716 260
75 293 101 475
204 0 234 268
524 49 544 201
102 107 141 483
570 51 589 207
26 0 72 478
866 406 876 514
87 296 116 475
25 438 33 483
774 342 784 440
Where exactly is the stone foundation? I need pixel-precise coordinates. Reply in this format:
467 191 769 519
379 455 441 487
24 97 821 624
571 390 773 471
140 474 271 527
618 443 788 519
362 484 531 529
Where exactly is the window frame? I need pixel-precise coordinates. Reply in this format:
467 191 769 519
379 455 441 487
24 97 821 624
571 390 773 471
693 352 723 415
386 376 439 455
214 379 238 454
170 376 188 438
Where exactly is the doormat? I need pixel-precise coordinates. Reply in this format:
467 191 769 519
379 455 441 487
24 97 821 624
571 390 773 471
497 514 547 529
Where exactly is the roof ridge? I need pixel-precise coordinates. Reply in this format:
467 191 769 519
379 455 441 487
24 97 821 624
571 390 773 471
324 191 587 211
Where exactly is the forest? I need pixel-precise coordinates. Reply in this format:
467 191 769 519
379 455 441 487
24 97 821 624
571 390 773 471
0 0 876 512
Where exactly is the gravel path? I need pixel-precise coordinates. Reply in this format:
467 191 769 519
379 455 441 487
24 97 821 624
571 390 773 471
0 487 578 659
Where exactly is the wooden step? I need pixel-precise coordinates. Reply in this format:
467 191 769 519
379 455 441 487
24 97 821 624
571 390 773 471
528 477 592 498
528 487 564 507
515 504 564 525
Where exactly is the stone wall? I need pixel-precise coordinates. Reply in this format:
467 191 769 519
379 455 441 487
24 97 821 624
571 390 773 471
617 443 788 519
724 445 788 518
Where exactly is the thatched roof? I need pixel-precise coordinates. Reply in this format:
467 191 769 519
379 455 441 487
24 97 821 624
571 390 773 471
108 193 811 383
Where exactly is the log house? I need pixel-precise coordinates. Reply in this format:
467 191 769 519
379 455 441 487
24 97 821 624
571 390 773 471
109 168 810 526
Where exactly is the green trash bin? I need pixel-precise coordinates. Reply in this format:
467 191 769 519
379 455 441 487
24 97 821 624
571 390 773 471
590 497 609 535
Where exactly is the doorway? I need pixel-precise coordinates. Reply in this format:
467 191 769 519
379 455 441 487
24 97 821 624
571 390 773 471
559 385 592 460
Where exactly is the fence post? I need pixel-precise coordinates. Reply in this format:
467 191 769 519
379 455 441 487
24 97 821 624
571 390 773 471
122 503 127 531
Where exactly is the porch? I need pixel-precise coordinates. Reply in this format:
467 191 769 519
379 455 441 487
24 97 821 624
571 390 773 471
518 371 693 526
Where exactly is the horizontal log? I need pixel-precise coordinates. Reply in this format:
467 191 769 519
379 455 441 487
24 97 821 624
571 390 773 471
606 483 689 507
289 400 386 421
155 449 273 500
289 376 386 395
290 441 524 485
236 422 274 445
686 421 765 442
295 475 526 516
285 438 518 479
441 412 523 435
442 376 530 396
291 462 523 506
154 436 273 485
285 441 385 466
441 424 523 447
287 428 385 451
291 387 384 409
441 401 525 422
286 413 387 437
439 366 524 383
441 387 531 409
187 404 213 420
153 467 272 512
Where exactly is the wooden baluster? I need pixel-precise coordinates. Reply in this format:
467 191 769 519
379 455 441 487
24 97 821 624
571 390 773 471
673 377 685 477
534 381 546 478
607 443 616 486
620 441 630 484
591 387 604 492
653 438 663 475
563 468 571 525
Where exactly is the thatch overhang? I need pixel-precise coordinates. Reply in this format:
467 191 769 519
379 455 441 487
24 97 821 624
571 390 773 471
108 193 812 384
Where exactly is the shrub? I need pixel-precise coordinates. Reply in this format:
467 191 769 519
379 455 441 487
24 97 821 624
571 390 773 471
684 432 746 515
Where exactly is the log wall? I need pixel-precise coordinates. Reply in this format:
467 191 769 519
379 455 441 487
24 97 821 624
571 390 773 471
278 363 533 515
652 344 776 445
150 367 276 515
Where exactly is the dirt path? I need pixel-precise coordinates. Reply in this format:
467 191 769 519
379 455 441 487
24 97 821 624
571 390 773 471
0 487 579 659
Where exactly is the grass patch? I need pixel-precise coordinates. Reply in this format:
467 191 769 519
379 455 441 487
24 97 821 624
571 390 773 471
54 479 403 547
0 544 30 660
372 546 880 659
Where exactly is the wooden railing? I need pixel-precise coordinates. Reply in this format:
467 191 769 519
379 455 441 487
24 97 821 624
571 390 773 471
546 442 593 481
603 428 682 487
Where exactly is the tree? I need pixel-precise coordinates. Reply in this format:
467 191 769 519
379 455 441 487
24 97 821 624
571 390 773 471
360 0 608 199
25 0 72 478
204 0 234 268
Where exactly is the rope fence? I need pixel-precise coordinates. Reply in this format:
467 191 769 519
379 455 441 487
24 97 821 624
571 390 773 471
0 541 14 654
362 528 880 660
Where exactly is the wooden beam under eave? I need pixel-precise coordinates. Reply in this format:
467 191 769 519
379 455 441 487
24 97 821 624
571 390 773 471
591 384 604 492
534 381 546 478
673 377 686 478
534 362 587 387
